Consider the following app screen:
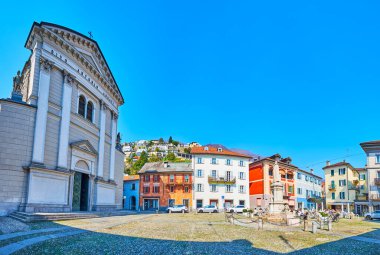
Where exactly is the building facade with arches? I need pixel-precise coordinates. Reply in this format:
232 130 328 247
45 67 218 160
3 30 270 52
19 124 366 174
0 22 125 215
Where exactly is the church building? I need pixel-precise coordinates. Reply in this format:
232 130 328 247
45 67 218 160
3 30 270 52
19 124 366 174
0 22 125 215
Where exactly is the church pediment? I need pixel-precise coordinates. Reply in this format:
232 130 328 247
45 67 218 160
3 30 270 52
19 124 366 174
70 140 98 155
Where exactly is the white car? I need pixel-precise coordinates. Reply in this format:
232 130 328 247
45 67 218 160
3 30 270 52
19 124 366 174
197 205 218 213
167 205 188 213
364 210 380 220
228 205 247 213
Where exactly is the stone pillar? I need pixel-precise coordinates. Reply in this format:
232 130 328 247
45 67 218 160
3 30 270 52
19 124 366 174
312 221 318 233
97 101 107 177
57 71 73 169
32 58 53 164
109 112 117 180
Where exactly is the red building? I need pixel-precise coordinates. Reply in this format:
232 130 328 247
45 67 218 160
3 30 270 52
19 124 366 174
249 154 297 209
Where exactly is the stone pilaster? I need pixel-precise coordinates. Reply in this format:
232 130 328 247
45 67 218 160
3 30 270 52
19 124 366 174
57 70 74 169
109 112 118 180
97 101 107 177
31 57 53 165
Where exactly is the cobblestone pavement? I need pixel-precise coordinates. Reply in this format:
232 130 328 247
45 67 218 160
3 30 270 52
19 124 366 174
0 213 379 254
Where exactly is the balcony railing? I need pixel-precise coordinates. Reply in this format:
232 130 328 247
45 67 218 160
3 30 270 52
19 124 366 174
208 176 236 184
348 182 360 191
328 184 336 191
374 178 380 186
370 194 380 201
355 195 368 201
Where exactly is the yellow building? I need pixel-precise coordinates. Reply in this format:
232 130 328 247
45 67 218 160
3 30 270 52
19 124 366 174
323 161 359 213
354 168 368 215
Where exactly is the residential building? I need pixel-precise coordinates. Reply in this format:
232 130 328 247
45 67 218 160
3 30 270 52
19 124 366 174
138 162 193 211
323 161 358 212
295 169 323 210
360 140 380 212
249 154 297 210
0 22 125 215
191 146 251 210
123 175 140 210
354 167 369 215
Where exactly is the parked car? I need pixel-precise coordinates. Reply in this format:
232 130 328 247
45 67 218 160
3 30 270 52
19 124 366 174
197 205 218 213
364 210 380 220
228 205 247 213
167 205 188 213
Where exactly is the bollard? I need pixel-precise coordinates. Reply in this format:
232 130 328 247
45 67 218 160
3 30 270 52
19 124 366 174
169 210 172 214
312 221 317 234
303 219 308 231
328 220 332 231
258 218 263 230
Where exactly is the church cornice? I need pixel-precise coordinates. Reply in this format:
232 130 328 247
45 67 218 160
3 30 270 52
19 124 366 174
25 22 124 106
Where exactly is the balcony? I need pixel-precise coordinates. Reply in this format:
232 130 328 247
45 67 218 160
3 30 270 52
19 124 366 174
370 194 380 201
348 182 360 191
355 194 368 202
208 176 236 184
374 178 380 186
328 184 336 191
168 179 191 185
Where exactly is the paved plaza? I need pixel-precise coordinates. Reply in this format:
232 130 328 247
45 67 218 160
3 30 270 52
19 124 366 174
0 213 379 254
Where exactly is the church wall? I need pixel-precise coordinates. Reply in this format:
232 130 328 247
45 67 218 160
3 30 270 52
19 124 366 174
0 100 36 215
43 114 60 169
29 43 42 105
103 142 111 180
48 68 63 106
114 150 125 209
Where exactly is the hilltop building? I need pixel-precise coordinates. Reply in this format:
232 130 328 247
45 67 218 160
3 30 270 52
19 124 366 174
0 22 125 215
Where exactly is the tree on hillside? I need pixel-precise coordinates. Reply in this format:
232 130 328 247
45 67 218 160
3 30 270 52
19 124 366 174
149 154 160 162
168 136 173 144
184 148 191 154
172 140 179 146
129 151 148 174
159 137 164 144
165 152 176 162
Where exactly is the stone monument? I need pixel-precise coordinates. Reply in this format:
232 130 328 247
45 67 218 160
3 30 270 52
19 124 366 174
269 154 286 213
11 70 23 102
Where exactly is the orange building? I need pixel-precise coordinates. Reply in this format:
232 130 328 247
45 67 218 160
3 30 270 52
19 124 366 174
249 154 297 209
138 162 193 211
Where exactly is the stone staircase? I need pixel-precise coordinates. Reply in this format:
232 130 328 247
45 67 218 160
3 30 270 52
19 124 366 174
9 210 134 222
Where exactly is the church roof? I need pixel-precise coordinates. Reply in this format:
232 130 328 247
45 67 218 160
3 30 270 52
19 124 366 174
25 21 124 105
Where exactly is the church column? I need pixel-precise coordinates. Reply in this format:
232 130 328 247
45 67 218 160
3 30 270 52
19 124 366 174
97 101 107 177
32 58 53 164
109 112 117 180
57 71 73 169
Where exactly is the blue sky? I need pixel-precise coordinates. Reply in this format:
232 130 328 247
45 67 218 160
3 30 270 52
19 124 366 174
1 1 379 176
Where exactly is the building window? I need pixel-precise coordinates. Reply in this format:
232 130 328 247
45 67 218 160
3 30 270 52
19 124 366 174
376 155 380 163
226 185 232 193
196 200 203 208
169 199 175 207
144 175 150 182
197 169 203 178
184 186 189 193
226 171 231 181
339 168 346 175
239 160 244 167
78 95 86 117
288 185 294 194
226 159 231 165
184 175 189 183
305 176 309 181
170 174 174 182
143 186 149 193
239 185 245 193
239 200 245 206
131 183 136 190
197 184 204 192
332 192 335 200
297 188 302 195
297 173 302 179
360 185 365 190
360 174 366 180
197 157 203 164
153 175 159 182
210 184 217 192
239 172 245 180
86 101 94 122
170 185 174 193
153 185 160 193
339 180 346 186
269 169 273 176
211 170 217 178
331 170 334 176
339 192 345 200
211 158 217 164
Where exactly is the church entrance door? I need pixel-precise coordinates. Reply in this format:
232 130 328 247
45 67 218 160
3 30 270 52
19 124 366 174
72 172 89 211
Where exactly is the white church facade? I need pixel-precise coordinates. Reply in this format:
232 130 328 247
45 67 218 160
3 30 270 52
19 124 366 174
0 22 125 215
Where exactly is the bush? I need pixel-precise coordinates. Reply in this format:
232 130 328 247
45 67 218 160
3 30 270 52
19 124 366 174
242 209 248 213
248 209 253 213
319 212 328 217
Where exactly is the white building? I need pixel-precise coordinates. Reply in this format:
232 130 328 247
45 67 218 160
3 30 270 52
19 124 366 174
191 145 251 210
295 169 323 210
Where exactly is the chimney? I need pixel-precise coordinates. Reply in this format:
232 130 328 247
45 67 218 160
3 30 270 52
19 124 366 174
326 160 330 166
164 161 169 168
310 169 314 174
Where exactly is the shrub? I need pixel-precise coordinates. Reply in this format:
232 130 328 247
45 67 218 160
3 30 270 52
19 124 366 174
319 212 328 217
242 209 248 213
248 209 253 213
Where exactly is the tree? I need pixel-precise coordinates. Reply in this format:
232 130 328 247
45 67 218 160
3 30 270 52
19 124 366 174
149 154 160 162
168 136 173 144
130 151 148 174
172 140 179 146
184 148 191 154
159 137 164 144
166 152 176 162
